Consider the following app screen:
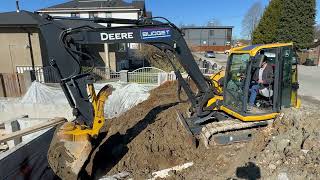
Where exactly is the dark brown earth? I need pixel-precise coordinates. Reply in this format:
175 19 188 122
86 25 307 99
85 81 320 179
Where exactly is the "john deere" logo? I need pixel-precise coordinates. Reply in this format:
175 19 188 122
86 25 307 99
100 32 134 41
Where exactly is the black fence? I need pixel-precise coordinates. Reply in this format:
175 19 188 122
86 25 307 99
35 67 60 83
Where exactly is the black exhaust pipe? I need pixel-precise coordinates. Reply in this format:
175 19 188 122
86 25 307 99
16 0 20 13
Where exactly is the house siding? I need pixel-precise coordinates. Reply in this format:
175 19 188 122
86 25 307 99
0 28 43 73
183 28 232 46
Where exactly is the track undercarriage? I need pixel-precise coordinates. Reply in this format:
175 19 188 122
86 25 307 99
176 110 272 148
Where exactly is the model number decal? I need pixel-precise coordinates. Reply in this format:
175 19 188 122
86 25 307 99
100 32 134 41
141 28 171 39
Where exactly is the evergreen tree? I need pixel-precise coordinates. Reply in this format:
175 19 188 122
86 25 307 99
252 0 316 48
252 0 282 44
278 0 316 49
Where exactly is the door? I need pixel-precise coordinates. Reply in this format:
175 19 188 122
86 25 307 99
223 53 250 113
280 46 298 108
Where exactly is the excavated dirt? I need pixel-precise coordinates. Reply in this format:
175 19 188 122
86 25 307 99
241 99 320 179
85 81 320 179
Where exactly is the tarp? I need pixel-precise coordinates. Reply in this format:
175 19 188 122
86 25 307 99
1 82 151 122
20 82 67 105
104 83 150 118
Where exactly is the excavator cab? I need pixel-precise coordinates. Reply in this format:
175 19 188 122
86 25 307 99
194 43 301 147
220 43 300 121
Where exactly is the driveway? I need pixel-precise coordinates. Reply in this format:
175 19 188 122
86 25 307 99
192 52 228 68
298 65 320 101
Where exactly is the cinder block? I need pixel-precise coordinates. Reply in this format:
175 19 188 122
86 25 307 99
4 120 22 148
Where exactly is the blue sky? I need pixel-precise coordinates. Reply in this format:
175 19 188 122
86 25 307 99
1 0 319 38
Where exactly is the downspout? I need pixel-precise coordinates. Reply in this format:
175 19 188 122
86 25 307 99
27 32 35 71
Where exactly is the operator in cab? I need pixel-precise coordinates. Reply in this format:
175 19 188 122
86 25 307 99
248 55 274 110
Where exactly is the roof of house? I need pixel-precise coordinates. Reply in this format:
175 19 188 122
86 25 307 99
181 26 234 29
37 0 145 12
0 11 39 27
0 10 105 29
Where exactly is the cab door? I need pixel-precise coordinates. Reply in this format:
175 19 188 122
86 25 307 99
279 46 299 108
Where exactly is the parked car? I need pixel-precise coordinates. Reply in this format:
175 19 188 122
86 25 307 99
205 51 216 58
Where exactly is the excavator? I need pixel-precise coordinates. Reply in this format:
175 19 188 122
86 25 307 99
32 13 300 179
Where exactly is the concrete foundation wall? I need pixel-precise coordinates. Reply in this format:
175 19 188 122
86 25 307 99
0 28 43 73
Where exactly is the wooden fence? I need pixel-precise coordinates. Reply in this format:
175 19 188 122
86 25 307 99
0 73 27 97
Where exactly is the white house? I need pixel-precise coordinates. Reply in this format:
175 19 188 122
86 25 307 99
37 0 151 72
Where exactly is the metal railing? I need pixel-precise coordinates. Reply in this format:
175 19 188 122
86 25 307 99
199 68 216 75
16 66 60 83
36 67 60 83
93 67 120 81
128 72 159 84
128 67 167 84
16 65 217 85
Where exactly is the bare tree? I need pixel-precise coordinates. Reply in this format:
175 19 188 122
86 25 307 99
241 2 263 40
314 24 320 40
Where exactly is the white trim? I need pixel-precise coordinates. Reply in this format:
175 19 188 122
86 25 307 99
37 8 141 13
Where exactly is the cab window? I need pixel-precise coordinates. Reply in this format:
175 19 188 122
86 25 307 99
224 54 250 111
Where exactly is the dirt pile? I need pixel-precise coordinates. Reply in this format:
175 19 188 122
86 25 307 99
89 81 233 179
88 81 198 179
244 102 320 179
86 81 320 179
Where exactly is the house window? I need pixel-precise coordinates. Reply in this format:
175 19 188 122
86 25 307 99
89 12 99 18
209 30 215 36
106 12 112 18
71 12 80 18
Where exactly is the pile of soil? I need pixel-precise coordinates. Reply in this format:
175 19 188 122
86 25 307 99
240 99 320 179
86 81 320 179
87 81 233 179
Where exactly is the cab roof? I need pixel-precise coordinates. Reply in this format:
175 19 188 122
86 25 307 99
231 43 293 56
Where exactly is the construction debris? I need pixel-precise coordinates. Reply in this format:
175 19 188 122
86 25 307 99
99 171 130 180
148 162 194 180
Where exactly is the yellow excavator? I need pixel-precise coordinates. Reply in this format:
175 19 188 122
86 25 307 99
34 13 300 179
185 43 301 147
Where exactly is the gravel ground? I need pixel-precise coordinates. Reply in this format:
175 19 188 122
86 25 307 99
298 65 320 101
193 52 228 68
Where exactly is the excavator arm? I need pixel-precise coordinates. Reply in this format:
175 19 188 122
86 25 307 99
37 15 215 127
33 14 217 179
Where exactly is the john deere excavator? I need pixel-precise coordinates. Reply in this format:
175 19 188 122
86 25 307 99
32 13 300 179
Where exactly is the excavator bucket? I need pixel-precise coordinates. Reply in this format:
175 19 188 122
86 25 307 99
48 122 92 180
48 84 113 180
